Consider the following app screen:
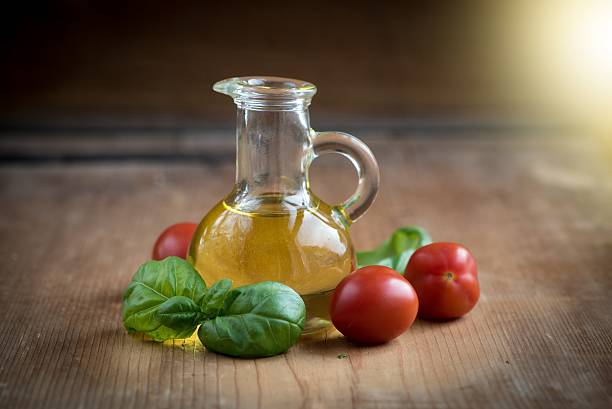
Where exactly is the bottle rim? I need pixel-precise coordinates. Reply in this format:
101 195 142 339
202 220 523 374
213 76 317 111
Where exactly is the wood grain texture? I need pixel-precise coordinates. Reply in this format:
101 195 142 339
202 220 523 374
0 133 611 408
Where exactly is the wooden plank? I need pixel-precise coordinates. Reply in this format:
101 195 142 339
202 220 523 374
0 135 611 408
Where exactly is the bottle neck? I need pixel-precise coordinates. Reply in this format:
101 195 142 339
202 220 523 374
234 107 313 202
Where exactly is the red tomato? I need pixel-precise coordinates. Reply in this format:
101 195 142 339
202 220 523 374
152 222 198 260
404 242 479 320
330 266 419 344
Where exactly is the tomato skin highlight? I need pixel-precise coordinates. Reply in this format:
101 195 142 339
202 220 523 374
404 242 479 320
330 266 419 344
152 223 198 260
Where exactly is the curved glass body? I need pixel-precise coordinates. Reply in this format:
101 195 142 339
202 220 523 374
189 194 354 334
188 77 379 334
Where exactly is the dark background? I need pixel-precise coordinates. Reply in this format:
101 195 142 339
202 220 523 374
2 0 585 130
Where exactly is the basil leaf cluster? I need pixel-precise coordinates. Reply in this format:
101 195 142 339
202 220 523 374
122 257 207 341
122 257 305 358
356 226 432 273
199 282 305 357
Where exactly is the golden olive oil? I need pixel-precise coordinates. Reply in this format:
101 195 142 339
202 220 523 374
188 194 355 334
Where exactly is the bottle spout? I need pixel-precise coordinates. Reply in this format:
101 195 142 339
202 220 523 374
213 76 317 111
212 77 241 97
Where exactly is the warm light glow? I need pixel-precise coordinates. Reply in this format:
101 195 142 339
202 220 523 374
558 1 612 85
536 0 612 128
503 0 612 129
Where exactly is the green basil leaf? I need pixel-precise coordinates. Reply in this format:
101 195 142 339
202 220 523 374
155 296 203 333
122 256 207 341
201 278 233 318
198 281 305 358
356 226 432 273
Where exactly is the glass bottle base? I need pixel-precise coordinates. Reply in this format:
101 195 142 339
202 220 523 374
301 289 335 335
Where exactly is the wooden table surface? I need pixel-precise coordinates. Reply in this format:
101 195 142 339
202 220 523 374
0 131 611 408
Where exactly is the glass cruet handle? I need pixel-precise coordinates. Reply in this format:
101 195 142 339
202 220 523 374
310 131 380 223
